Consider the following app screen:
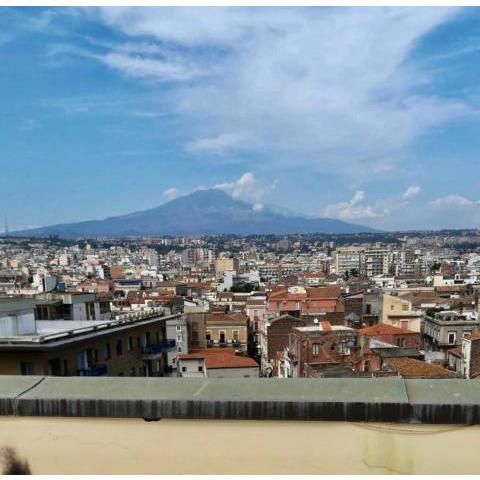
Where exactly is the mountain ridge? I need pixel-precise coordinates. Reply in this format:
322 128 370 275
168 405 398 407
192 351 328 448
12 189 378 238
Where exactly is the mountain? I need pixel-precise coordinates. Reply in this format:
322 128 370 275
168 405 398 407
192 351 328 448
13 189 377 238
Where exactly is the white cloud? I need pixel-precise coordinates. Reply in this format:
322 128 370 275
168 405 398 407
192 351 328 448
428 194 479 208
323 190 388 220
162 187 181 201
161 172 275 208
185 133 244 154
323 185 422 221
101 51 205 82
401 185 421 200
213 172 274 206
88 7 469 177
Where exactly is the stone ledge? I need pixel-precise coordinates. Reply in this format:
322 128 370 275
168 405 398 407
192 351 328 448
1 376 480 423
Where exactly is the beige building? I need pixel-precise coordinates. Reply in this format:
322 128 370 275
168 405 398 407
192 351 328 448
206 312 248 351
381 293 422 332
334 246 362 276
215 257 239 280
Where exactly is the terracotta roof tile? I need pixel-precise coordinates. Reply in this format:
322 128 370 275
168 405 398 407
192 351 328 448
178 348 258 369
383 358 458 378
359 323 417 336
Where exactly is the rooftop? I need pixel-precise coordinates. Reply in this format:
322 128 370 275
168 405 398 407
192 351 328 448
359 323 418 336
179 348 258 369
382 358 459 378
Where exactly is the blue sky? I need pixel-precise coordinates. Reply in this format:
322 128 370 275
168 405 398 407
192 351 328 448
1 6 480 232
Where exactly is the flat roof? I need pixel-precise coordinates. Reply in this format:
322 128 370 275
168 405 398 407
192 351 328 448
0 313 181 350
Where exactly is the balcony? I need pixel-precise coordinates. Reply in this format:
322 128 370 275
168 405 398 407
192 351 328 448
142 340 176 356
77 364 108 376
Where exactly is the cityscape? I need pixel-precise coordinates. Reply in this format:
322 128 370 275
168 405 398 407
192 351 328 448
2 3 480 476
2 228 480 381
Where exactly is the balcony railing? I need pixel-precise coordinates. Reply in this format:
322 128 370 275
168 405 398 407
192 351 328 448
142 340 176 355
77 364 108 376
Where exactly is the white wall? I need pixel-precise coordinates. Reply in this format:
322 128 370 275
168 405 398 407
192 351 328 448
0 312 36 336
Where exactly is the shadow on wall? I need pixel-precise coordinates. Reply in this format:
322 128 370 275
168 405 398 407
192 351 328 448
1 447 31 474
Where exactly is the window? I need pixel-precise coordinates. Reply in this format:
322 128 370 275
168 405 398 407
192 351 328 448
20 362 34 375
448 332 456 345
116 339 123 356
104 342 111 360
312 343 320 355
339 342 350 355
177 334 183 343
233 330 239 342
182 366 187 372
176 325 182 332
463 331 471 338
198 365 203 372
128 337 133 352
402 304 409 311
177 346 183 353
206 331 212 341
219 331 226 344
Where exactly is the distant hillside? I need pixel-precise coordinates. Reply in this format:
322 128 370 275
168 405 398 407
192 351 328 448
13 189 378 238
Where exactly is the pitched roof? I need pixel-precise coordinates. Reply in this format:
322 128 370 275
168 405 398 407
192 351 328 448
359 323 417 336
178 348 258 369
307 286 342 299
448 347 462 358
382 358 458 378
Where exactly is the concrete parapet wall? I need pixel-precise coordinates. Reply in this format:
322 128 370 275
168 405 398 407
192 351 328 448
1 376 480 424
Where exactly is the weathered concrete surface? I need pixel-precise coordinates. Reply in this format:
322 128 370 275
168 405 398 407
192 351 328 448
6 376 410 421
0 376 44 415
1 376 480 423
405 379 480 424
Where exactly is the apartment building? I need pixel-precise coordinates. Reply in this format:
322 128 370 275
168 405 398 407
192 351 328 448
267 285 344 317
380 293 422 332
334 246 362 276
285 322 359 377
361 247 390 277
205 312 248 352
165 315 189 371
423 311 480 361
0 298 182 377
215 257 239 280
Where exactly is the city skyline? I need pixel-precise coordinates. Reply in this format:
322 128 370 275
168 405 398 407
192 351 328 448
2 7 480 232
